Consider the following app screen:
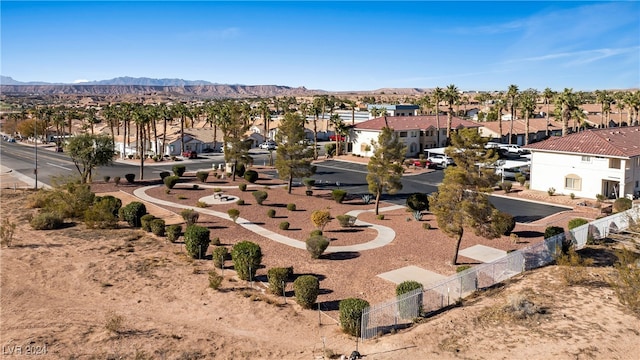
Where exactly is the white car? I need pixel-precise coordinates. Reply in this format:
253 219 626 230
427 154 454 168
259 141 276 150
499 144 528 154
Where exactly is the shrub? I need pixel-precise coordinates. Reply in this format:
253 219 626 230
568 218 589 230
94 195 122 217
377 214 385 220
406 193 429 211
515 174 526 186
244 170 259 183
235 163 246 177
492 210 515 235
180 209 200 226
268 267 291 296
150 219 166 236
501 181 513 193
596 193 606 202
311 209 332 230
570 193 576 200
279 221 290 230
231 241 262 281
361 194 373 205
184 225 210 259
456 265 472 273
118 202 147 227
177 194 187 200
212 237 221 246
0 218 16 247
293 275 319 309
336 214 356 228
208 269 223 290
339 298 369 337
30 212 64 230
324 143 336 157
611 249 640 315
412 210 422 221
159 171 171 181
396 280 423 317
302 178 316 189
332 189 347 203
422 222 431 230
236 199 245 206
124 173 135 184
547 187 556 196
310 229 323 237
286 203 296 211
228 208 240 223
103 175 111 183
84 205 118 229
166 224 181 242
252 190 268 205
544 226 565 239
306 235 329 259
613 198 633 213
113 176 121 186
164 175 180 190
196 171 209 183
140 214 156 232
196 201 208 208
267 209 276 218
238 183 247 192
212 246 228 269
172 165 186 177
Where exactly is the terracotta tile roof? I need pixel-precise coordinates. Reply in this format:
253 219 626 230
478 118 563 136
354 115 479 131
524 126 640 158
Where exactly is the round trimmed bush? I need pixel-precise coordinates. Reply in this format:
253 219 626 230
236 199 245 205
166 224 181 243
180 209 199 226
268 267 291 296
336 214 356 228
267 209 276 218
310 229 323 237
196 171 209 183
228 208 240 223
94 195 122 217
231 241 262 281
332 189 347 203
235 163 246 177
164 175 180 190
159 171 171 181
406 193 429 211
306 235 329 259
279 221 290 230
544 226 564 239
293 275 319 309
212 246 228 269
184 224 210 259
244 170 259 183
339 298 370 337
172 164 186 177
118 201 147 227
150 219 166 236
492 210 515 235
302 178 315 189
141 214 156 232
124 173 135 183
252 190 268 205
239 183 247 192
30 212 64 230
286 203 296 211
396 280 423 318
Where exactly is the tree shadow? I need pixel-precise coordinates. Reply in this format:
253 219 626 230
318 288 334 295
322 251 360 260
577 247 619 267
317 299 341 311
326 228 364 233
292 273 327 281
513 230 544 238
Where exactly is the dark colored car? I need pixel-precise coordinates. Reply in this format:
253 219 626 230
182 150 197 159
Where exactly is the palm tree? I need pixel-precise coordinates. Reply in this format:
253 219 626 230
432 87 444 146
595 90 613 128
258 99 271 139
555 88 580 136
311 97 324 159
84 106 98 135
507 84 519 144
519 89 537 145
542 88 556 136
493 93 507 142
131 103 149 179
329 113 344 155
172 102 189 154
443 84 460 142
623 90 640 126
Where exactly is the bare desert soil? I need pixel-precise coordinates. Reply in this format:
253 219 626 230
1 170 639 359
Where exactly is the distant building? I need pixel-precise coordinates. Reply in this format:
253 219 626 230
367 104 420 119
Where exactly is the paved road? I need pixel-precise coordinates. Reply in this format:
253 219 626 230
1 141 568 223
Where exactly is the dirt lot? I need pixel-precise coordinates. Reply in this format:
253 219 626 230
1 170 639 359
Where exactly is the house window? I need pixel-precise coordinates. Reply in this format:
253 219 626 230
399 131 407 137
565 175 582 191
609 158 621 169
411 131 417 137
581 156 591 162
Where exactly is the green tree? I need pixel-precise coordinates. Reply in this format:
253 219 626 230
219 101 252 181
507 84 519 144
275 113 316 194
555 88 581 137
66 134 115 184
518 89 537 145
366 127 407 215
542 88 556 136
430 128 503 265
432 87 444 146
443 84 460 141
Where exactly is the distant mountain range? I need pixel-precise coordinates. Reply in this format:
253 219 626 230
0 75 430 98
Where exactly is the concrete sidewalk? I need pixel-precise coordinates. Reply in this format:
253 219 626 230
132 184 400 252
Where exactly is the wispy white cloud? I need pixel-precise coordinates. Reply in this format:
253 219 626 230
502 47 640 66
73 79 89 83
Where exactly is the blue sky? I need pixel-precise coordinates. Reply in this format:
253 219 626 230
1 1 638 92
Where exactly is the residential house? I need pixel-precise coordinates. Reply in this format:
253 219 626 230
350 115 480 157
477 118 563 145
524 126 640 200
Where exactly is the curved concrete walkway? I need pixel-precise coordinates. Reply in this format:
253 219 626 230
132 184 402 252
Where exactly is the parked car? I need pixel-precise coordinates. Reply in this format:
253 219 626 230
411 159 435 169
259 141 276 150
499 144 528 155
427 154 454 168
328 135 346 141
182 150 197 159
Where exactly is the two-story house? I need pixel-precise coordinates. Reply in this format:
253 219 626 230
350 115 479 157
525 126 640 200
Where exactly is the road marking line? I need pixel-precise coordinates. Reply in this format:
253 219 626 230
47 162 73 171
